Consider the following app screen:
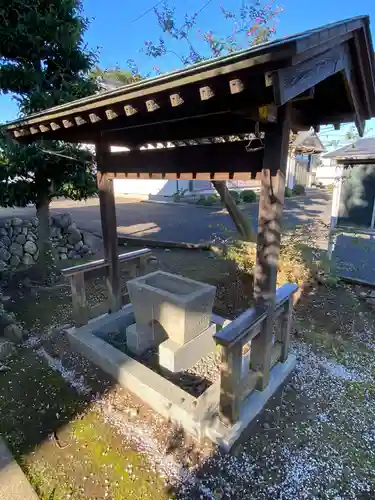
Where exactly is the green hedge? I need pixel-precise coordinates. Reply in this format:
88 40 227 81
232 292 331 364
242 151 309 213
240 190 257 203
229 190 241 204
196 194 218 206
292 184 306 195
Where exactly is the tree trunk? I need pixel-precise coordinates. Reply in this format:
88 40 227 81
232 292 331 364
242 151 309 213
212 181 256 242
35 194 55 280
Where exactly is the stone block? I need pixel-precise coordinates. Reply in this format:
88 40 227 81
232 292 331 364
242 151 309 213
10 255 20 267
126 322 167 355
11 217 22 227
0 339 15 361
9 242 23 257
52 213 72 229
159 323 216 372
0 248 10 262
22 253 34 266
0 436 39 499
127 271 216 346
15 234 26 245
4 324 23 343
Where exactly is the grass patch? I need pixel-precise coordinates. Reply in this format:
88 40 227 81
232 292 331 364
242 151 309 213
0 349 168 500
72 412 168 500
225 230 313 288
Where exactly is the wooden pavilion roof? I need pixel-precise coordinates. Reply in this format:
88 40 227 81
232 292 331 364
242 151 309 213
4 16 375 180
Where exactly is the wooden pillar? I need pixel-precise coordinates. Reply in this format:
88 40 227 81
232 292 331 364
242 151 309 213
219 343 243 425
96 141 121 312
251 103 292 390
70 273 89 327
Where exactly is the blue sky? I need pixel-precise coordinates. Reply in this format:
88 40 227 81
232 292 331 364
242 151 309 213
2 0 375 139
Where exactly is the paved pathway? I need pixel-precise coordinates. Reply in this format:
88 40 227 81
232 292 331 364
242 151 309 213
0 438 38 499
0 190 331 244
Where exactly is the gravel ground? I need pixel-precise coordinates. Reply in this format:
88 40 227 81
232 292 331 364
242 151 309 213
17 280 375 500
104 331 221 397
4 219 375 499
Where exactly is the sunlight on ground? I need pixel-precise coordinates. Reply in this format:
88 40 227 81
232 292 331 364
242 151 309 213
117 223 161 237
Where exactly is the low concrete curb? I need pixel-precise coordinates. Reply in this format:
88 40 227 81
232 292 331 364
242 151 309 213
206 354 297 452
66 305 296 452
91 230 213 250
143 198 259 210
117 234 213 250
0 437 39 500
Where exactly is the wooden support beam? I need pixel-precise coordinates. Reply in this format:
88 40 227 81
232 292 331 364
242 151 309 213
252 103 292 390
96 143 121 313
145 99 160 112
89 113 101 123
258 104 278 123
212 180 255 241
219 343 243 425
229 79 245 94
98 142 263 176
274 45 346 105
105 109 118 120
124 104 138 116
70 273 89 327
39 124 50 132
62 119 74 128
291 87 315 101
170 93 184 107
353 31 373 116
17 129 30 137
30 127 39 135
343 50 366 136
106 113 255 146
199 86 214 101
103 171 259 181
50 122 61 130
74 116 86 126
264 72 273 87
279 296 293 362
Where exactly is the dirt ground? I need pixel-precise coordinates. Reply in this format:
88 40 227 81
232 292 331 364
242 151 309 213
0 245 375 499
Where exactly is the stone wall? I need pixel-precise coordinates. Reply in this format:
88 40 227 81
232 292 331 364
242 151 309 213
0 213 93 271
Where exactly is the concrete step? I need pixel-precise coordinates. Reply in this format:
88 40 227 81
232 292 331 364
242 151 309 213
0 437 39 500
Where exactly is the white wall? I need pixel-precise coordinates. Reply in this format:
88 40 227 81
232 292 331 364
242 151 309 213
315 159 339 185
110 144 192 197
113 179 194 197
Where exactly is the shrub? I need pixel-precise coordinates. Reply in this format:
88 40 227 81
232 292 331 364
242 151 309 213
226 227 315 287
292 184 306 196
229 190 241 204
196 195 217 206
285 187 292 198
241 190 257 203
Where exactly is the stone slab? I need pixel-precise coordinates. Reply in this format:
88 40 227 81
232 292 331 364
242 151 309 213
67 309 296 452
126 322 166 355
159 323 216 372
332 233 375 286
0 339 15 361
206 354 297 452
0 437 38 500
67 324 208 439
82 303 135 340
127 271 216 345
